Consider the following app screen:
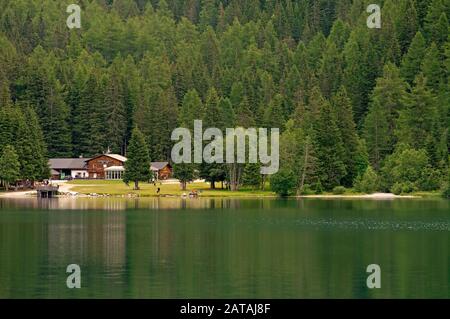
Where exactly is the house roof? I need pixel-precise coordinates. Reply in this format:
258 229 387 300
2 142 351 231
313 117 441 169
151 162 170 171
87 154 128 163
49 158 89 170
106 154 127 162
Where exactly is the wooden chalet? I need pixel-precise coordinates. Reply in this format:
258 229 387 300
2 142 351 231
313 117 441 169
85 154 127 179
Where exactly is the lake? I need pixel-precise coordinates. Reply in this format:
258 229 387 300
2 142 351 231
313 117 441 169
0 197 448 299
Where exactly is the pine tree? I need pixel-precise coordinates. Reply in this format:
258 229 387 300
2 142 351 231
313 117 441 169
279 118 316 194
364 63 408 170
123 127 152 190
421 42 445 92
179 89 204 129
149 86 179 160
263 94 285 129
331 86 359 186
241 163 261 189
343 27 378 126
396 0 419 54
235 96 255 127
401 31 427 84
313 95 346 190
328 19 350 51
0 83 16 150
199 0 218 31
74 72 106 157
424 0 450 45
319 41 343 99
200 88 229 189
0 145 20 190
104 58 127 154
21 47 71 158
15 105 49 181
396 74 440 161
173 163 195 191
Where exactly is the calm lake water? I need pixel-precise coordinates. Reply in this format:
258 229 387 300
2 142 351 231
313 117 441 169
0 197 448 299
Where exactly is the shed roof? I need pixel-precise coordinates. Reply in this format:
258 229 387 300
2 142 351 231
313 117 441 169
49 158 89 170
151 162 170 171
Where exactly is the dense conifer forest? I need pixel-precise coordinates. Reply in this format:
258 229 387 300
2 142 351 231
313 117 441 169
0 0 449 194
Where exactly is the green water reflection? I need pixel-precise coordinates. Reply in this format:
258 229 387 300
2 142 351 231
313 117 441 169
0 197 448 298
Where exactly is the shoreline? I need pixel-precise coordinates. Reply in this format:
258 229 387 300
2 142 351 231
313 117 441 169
0 189 423 200
0 181 439 200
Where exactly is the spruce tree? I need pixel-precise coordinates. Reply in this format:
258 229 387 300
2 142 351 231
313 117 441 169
173 163 195 191
364 64 408 170
396 74 440 161
313 96 346 190
343 27 377 126
401 31 427 84
319 41 343 99
241 163 261 189
0 145 20 190
123 127 152 190
263 94 285 129
421 42 445 92
105 58 127 154
15 105 49 182
179 89 204 129
331 86 359 187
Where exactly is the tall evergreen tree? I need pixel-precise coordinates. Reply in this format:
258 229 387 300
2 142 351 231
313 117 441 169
396 74 441 163
331 86 359 186
313 93 346 190
421 42 445 92
364 64 408 170
401 31 427 84
104 58 127 154
0 145 20 190
123 127 152 190
343 27 378 126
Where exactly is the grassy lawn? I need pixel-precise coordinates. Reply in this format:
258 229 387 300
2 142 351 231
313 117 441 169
410 191 443 198
67 180 276 197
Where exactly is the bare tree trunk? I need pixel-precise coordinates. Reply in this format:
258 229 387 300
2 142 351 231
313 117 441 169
229 163 240 191
134 180 139 190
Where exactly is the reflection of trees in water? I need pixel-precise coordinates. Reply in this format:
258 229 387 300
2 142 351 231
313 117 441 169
0 198 448 298
47 212 126 270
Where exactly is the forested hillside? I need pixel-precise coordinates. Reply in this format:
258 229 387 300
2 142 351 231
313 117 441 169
0 0 449 194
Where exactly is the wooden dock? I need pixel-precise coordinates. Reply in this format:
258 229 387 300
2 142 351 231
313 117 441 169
36 185 59 198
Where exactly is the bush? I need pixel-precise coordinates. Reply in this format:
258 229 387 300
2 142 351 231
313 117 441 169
419 166 442 191
442 169 450 199
332 186 346 195
381 147 430 190
299 184 314 195
442 182 450 199
354 166 379 194
391 183 403 195
391 181 417 195
314 180 324 194
270 169 296 197
401 181 417 194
